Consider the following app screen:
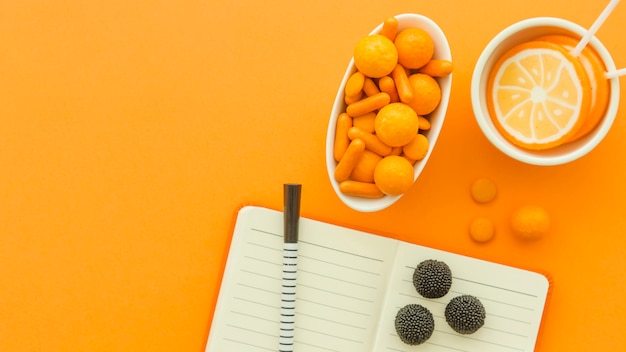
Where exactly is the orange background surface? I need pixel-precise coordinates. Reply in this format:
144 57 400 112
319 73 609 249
1 0 625 351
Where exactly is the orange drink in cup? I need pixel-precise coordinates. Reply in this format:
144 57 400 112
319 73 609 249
472 17 620 166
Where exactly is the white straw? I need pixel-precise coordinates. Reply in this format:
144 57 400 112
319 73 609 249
571 0 620 57
605 68 626 79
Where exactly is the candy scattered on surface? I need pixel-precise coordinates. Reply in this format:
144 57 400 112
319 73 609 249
511 205 550 240
469 217 495 243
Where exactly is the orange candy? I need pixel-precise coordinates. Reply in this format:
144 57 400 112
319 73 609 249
345 71 365 97
380 16 399 41
346 92 390 117
353 34 398 78
352 111 376 133
374 103 419 147
339 180 384 199
419 59 454 77
394 27 434 69
347 127 393 156
351 150 383 183
391 64 414 104
470 178 497 204
334 138 365 182
378 75 400 103
374 155 414 196
407 73 441 116
511 205 550 240
403 133 429 161
333 113 352 162
469 217 496 243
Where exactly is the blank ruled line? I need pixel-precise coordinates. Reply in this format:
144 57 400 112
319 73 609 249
299 269 378 290
223 337 274 351
231 310 279 325
424 342 470 352
452 277 539 298
299 283 375 303
389 340 472 352
300 239 385 263
294 340 342 352
387 333 471 352
298 311 367 330
233 296 279 310
244 254 281 267
250 227 281 238
299 254 382 276
436 330 526 351
226 323 277 339
424 341 471 352
487 312 532 324
482 326 529 338
298 297 371 317
240 269 280 282
296 326 366 344
237 283 281 296
248 241 282 253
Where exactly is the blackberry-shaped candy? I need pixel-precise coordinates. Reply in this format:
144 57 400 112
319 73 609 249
413 259 452 298
445 294 486 334
395 304 435 345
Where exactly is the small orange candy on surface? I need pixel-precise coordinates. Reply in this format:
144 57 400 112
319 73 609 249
511 205 550 240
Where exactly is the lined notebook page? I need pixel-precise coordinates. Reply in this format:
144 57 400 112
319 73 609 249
206 206 550 352
374 243 550 352
205 206 399 351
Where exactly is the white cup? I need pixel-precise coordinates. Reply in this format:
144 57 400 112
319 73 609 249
471 17 620 166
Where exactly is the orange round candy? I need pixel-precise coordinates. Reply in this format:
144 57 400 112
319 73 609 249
394 28 434 69
374 103 419 147
511 205 550 240
407 73 441 116
353 34 398 78
470 178 497 204
469 217 495 243
403 134 429 161
373 155 414 196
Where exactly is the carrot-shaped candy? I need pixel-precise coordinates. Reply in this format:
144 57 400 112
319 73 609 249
348 127 392 157
418 116 431 131
378 76 399 103
334 138 365 182
345 71 365 97
333 113 352 162
344 91 363 105
346 92 390 117
339 180 384 198
419 59 454 77
362 77 380 97
380 17 399 42
391 64 413 104
352 111 376 133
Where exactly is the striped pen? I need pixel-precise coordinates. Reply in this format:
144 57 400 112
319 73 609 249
279 183 301 352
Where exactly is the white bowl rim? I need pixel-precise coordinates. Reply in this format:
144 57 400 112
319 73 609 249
471 17 620 166
326 13 452 212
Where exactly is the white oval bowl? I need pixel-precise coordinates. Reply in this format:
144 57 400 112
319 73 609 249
471 17 620 166
326 13 452 212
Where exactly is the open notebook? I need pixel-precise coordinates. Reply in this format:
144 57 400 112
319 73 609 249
205 206 550 351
